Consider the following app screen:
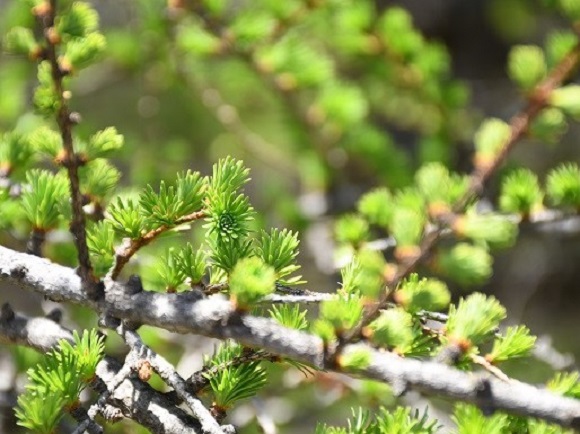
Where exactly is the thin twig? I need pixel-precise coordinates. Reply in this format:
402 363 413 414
37 0 97 296
343 42 580 343
108 210 205 280
470 354 512 383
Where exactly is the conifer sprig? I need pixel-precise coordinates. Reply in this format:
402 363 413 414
341 38 580 344
108 208 206 280
202 341 268 418
15 329 104 434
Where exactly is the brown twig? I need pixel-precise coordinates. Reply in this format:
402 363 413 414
471 354 512 383
342 42 580 343
36 0 97 296
108 210 206 280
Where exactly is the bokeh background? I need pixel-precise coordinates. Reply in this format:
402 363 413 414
1 0 580 432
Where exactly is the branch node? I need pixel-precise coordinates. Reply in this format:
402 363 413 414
434 343 463 365
45 307 63 323
69 111 82 124
10 264 27 279
126 275 144 295
0 303 15 322
473 376 495 416
98 314 121 330
137 360 153 382
100 404 123 423
390 377 409 397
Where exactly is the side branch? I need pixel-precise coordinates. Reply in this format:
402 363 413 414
344 42 580 341
37 0 95 294
2 246 580 428
109 210 206 280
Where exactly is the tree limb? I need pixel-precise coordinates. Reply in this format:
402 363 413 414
2 245 580 428
0 303 225 434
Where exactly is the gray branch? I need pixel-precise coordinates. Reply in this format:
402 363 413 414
0 303 72 352
111 321 233 434
2 246 580 429
0 304 214 434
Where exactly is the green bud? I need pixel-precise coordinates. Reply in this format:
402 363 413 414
28 126 62 158
87 127 124 159
22 169 68 230
34 62 59 115
335 214 369 247
550 85 580 119
319 293 363 335
395 274 450 313
256 228 301 284
229 11 276 48
317 83 369 128
474 118 511 167
357 188 393 228
341 250 386 299
338 348 371 370
487 325 536 363
499 168 543 215
507 45 546 90
0 132 36 174
529 108 568 144
106 196 145 239
391 208 424 248
378 7 423 58
157 248 187 293
368 308 414 353
63 32 106 71
176 21 222 55
312 319 337 343
80 158 120 200
454 214 518 249
202 0 226 15
176 243 207 285
56 2 99 38
229 257 275 309
269 304 308 331
4 27 38 56
546 163 580 208
446 293 506 347
558 0 580 20
435 243 492 286
545 30 578 68
415 162 449 203
547 372 580 398
87 220 115 277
